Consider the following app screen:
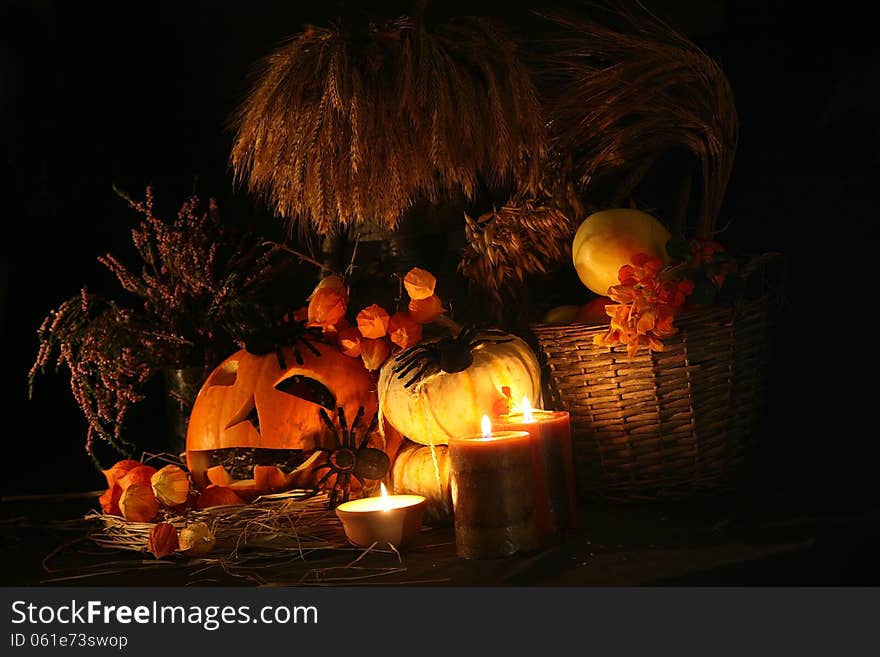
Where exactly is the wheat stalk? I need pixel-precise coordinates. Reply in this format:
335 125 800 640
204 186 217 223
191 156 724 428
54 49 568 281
535 1 738 238
229 13 546 236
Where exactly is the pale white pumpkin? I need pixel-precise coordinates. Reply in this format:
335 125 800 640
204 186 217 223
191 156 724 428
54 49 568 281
378 331 542 446
391 441 452 524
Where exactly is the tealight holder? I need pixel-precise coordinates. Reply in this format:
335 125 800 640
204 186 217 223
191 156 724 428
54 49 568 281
335 486 427 549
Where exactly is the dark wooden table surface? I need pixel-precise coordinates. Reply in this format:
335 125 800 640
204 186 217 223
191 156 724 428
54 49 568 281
4 479 879 587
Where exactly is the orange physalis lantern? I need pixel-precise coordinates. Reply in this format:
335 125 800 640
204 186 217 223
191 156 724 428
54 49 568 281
408 294 444 323
403 267 436 300
337 326 363 357
387 312 423 349
356 304 390 339
308 287 348 330
361 338 391 371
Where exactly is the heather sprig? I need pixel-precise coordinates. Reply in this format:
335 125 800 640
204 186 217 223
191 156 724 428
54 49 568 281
29 290 189 466
29 187 297 464
101 186 289 368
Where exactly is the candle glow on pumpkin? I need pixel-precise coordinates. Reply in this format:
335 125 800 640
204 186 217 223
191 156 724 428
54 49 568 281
481 414 492 438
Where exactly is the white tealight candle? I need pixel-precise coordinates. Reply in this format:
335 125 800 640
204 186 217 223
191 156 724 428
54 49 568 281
335 483 427 548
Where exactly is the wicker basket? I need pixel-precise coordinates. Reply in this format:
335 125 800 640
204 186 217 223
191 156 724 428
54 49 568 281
528 259 784 501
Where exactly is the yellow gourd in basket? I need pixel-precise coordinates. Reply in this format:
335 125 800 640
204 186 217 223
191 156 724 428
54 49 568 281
572 208 671 295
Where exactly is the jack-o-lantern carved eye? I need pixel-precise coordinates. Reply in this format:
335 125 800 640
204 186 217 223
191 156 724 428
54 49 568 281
275 375 336 411
224 395 260 433
203 360 260 433
207 360 238 387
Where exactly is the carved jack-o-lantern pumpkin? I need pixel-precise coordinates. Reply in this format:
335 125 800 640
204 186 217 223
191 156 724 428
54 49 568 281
378 327 542 446
185 341 379 489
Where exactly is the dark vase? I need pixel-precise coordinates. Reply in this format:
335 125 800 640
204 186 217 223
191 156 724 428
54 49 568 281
161 366 205 459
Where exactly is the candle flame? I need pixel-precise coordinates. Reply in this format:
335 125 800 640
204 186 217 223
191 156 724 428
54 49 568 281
521 396 535 422
481 414 492 438
379 482 392 511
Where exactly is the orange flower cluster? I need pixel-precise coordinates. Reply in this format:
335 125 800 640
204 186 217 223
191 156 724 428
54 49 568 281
303 267 445 371
594 253 695 357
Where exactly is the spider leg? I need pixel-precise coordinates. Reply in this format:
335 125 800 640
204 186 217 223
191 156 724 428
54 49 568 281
394 347 438 380
314 467 336 489
349 406 365 447
336 406 349 447
328 482 342 509
358 413 380 449
340 474 352 505
391 346 431 374
329 473 348 508
299 336 323 357
403 362 438 389
457 325 475 343
318 408 341 449
309 447 331 468
275 346 288 370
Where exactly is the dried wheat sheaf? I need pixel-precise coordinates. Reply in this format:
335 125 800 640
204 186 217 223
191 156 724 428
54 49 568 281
459 195 578 309
230 15 546 236
538 3 738 237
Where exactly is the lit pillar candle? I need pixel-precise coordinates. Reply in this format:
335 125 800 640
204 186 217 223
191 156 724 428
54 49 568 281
495 398 578 538
448 416 540 559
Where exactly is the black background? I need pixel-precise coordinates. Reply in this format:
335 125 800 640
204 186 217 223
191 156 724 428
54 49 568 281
2 0 879 515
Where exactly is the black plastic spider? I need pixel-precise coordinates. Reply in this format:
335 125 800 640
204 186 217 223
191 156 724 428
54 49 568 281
242 311 324 369
312 405 390 509
391 325 514 389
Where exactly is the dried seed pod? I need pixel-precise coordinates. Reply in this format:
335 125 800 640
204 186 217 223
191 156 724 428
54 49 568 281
119 483 160 522
310 275 346 298
178 522 216 556
360 338 391 371
337 327 363 357
307 287 348 329
356 304 391 339
196 485 246 510
99 485 122 516
151 464 191 506
403 268 436 300
118 465 158 491
387 312 423 350
102 459 143 489
147 523 179 558
408 295 444 324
